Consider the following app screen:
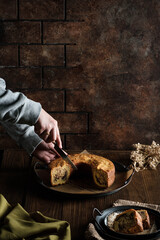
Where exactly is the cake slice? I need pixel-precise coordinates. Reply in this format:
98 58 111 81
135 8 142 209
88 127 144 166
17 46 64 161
113 209 144 234
137 209 150 229
49 159 71 186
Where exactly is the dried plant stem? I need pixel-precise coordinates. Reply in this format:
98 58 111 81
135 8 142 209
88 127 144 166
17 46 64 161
130 141 160 172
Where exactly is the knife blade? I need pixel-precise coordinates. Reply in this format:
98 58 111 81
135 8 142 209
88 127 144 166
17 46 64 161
54 142 78 170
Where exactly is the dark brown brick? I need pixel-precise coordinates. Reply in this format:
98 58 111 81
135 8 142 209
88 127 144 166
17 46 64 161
0 0 17 20
89 109 135 150
19 0 64 19
65 0 129 77
0 45 18 66
88 95 135 137
66 0 93 20
98 121 160 150
89 87 160 149
100 122 138 150
0 22 41 44
51 113 88 133
65 74 134 112
128 80 160 125
20 45 64 66
0 67 41 89
43 66 87 89
66 0 113 20
25 90 64 112
43 22 84 44
66 134 102 150
66 45 82 67
66 89 90 112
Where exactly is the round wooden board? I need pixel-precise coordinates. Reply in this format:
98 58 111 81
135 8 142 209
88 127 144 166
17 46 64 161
34 161 134 197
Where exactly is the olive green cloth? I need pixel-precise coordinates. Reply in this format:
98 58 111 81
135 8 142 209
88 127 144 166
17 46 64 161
0 194 71 240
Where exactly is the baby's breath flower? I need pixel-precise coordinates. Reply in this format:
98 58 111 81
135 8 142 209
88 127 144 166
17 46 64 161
130 141 160 172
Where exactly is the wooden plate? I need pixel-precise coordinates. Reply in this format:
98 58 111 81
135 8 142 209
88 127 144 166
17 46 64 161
34 160 134 197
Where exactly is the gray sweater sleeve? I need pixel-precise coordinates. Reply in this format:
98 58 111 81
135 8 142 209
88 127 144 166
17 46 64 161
0 78 43 155
0 78 41 125
1 121 43 155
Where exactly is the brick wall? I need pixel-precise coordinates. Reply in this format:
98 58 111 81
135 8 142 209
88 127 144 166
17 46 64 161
0 0 160 150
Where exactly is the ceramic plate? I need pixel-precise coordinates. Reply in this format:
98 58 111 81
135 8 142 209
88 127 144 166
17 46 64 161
93 206 160 239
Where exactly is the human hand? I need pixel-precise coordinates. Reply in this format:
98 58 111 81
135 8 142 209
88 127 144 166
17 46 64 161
35 108 62 148
32 141 59 164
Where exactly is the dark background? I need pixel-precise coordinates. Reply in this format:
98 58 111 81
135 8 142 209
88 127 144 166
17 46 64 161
0 0 160 150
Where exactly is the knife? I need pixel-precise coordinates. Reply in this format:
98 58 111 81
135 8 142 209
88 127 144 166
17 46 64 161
54 142 78 170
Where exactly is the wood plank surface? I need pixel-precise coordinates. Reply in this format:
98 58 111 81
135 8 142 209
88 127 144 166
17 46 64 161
0 149 159 240
1 149 30 169
24 170 64 219
0 149 30 205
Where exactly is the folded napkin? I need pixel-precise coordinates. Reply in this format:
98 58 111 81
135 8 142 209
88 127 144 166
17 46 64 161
0 194 71 240
85 199 160 240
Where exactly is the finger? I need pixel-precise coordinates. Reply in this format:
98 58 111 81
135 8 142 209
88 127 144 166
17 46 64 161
48 127 62 148
37 152 51 164
35 125 45 136
40 130 50 141
48 151 57 160
46 127 56 143
48 142 56 151
56 126 62 148
43 131 50 141
45 159 51 164
48 142 61 157
42 151 57 164
47 153 57 162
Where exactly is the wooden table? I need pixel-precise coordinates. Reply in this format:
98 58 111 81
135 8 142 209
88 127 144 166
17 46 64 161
0 149 159 240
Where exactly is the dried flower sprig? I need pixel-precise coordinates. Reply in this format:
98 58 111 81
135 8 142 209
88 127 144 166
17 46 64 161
130 141 160 172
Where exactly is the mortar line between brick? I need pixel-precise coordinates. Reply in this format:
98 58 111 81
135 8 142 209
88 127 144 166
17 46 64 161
4 65 65 68
64 0 67 20
50 111 90 114
0 66 67 69
0 66 81 73
17 0 20 20
0 65 68 69
1 19 84 22
64 133 98 136
0 65 86 69
64 44 67 67
0 43 76 46
0 66 43 70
